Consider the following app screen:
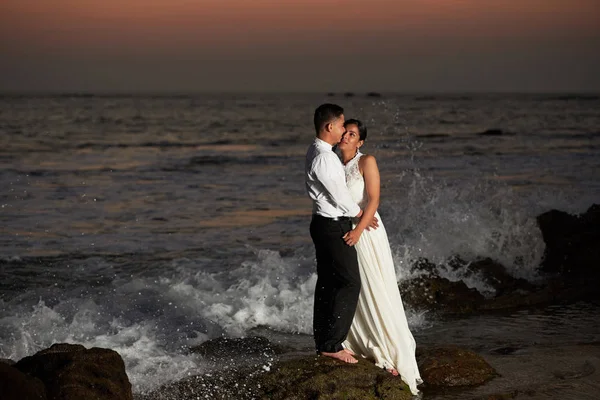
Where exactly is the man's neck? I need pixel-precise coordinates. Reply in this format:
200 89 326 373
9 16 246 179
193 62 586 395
316 133 337 147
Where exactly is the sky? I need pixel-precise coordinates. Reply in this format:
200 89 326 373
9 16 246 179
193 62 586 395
1 0 599 93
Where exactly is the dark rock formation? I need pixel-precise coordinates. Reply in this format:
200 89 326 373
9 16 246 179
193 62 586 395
399 275 485 314
417 346 497 387
399 203 600 313
14 343 133 400
190 336 290 362
454 257 535 296
478 129 507 136
537 204 600 278
147 342 497 399
0 362 47 400
258 356 413 400
148 355 413 400
141 365 265 400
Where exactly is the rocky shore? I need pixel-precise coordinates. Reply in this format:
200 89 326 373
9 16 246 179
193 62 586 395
1 204 598 399
1 343 132 400
399 204 600 315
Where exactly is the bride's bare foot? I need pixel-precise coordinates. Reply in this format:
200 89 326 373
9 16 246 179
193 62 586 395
320 350 358 364
387 368 399 376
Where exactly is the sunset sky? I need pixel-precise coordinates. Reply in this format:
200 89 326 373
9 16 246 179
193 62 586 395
1 0 599 92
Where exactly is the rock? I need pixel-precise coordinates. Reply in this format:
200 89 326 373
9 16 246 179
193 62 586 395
14 343 133 400
0 358 15 366
537 204 600 278
190 336 291 362
417 346 497 387
258 355 413 400
149 339 496 399
455 257 535 296
399 275 485 314
0 362 47 400
141 366 264 400
478 129 505 136
144 355 412 400
366 92 382 98
401 247 600 312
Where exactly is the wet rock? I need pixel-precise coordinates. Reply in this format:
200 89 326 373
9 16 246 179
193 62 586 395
0 362 47 400
150 338 498 399
190 336 292 362
14 343 133 400
417 346 497 387
454 257 535 296
141 365 265 400
477 129 514 136
258 355 413 400
145 355 413 400
400 246 600 312
537 204 600 278
399 275 485 314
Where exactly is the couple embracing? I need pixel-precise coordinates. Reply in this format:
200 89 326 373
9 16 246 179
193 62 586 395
305 103 422 395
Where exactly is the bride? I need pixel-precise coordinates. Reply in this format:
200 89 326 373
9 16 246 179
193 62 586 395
338 119 423 395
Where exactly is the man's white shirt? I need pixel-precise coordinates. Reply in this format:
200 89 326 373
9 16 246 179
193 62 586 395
305 138 361 218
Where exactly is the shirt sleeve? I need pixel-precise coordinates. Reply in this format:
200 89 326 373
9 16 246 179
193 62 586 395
312 153 361 218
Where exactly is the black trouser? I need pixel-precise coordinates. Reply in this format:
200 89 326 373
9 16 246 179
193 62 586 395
310 214 361 353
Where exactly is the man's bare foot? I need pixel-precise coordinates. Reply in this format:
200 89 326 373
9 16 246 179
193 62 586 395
342 348 355 356
320 350 358 364
387 368 399 376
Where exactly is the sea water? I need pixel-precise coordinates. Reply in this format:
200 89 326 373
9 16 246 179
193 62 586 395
1 93 599 394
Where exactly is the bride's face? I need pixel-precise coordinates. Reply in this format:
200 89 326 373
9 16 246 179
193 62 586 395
339 124 363 151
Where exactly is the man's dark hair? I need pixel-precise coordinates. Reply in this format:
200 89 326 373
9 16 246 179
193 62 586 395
314 103 344 134
344 118 368 141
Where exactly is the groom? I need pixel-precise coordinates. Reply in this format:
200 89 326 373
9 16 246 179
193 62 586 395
305 103 375 363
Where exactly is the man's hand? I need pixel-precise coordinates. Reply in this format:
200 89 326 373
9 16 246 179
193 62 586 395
366 216 379 231
343 228 363 246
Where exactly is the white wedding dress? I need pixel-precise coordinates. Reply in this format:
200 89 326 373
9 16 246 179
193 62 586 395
342 151 422 395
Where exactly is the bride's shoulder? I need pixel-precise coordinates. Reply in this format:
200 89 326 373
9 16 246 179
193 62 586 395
358 153 379 172
359 153 378 165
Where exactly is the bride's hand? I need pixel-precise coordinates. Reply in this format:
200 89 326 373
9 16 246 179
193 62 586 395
343 228 363 246
366 216 379 231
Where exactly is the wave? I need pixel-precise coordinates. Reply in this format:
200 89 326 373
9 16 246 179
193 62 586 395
0 246 429 393
380 170 550 287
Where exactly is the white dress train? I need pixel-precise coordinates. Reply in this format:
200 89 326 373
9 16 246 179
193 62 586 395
342 151 422 395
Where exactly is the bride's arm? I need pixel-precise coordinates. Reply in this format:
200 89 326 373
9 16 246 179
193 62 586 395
343 155 380 246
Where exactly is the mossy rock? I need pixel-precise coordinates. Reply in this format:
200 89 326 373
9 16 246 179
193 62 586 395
258 355 412 400
399 276 485 314
14 343 133 400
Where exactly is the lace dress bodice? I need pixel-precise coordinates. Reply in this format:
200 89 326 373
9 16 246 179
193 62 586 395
344 151 367 207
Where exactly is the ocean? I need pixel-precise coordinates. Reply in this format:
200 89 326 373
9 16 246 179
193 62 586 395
1 93 599 398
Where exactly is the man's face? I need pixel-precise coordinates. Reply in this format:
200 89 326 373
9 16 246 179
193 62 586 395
332 114 346 144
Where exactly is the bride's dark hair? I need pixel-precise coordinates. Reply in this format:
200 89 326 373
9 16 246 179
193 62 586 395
344 119 368 141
